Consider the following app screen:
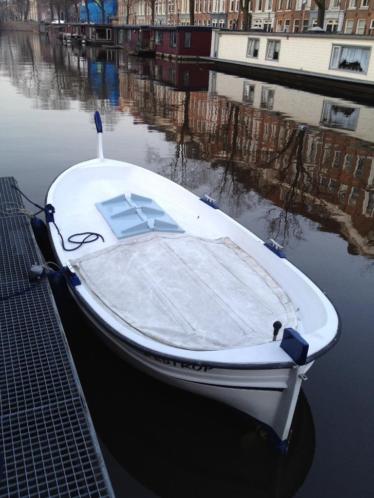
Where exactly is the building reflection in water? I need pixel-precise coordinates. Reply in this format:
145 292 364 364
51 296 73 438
118 59 374 257
1 32 373 258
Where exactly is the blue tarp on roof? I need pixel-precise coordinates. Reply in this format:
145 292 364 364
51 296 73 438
79 0 117 24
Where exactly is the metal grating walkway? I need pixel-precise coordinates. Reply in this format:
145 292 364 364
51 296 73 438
0 177 115 498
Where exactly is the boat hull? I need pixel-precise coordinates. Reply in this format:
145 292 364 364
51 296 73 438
72 287 311 443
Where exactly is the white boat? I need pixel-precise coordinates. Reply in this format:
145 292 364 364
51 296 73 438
46 112 339 446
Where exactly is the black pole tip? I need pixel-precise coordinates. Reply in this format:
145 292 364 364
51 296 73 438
273 321 282 341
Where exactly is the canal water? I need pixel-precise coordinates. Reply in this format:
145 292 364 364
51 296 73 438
0 31 373 498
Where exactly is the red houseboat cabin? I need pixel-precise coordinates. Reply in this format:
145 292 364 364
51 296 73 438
153 26 212 59
115 26 152 54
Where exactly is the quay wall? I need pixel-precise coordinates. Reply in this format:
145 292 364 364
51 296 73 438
212 31 374 84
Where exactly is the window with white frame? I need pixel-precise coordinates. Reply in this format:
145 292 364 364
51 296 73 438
260 86 275 109
320 101 359 131
345 19 354 33
284 19 290 32
330 44 370 73
266 40 280 60
219 19 225 27
247 37 260 57
356 19 366 34
170 31 177 47
294 19 300 32
326 20 338 32
361 0 369 6
184 32 192 48
348 0 357 7
243 82 255 104
155 30 163 44
330 0 340 8
295 0 302 9
264 22 272 31
286 0 291 8
370 20 374 29
355 157 365 177
366 191 374 216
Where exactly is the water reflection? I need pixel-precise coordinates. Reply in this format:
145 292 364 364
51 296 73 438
1 32 373 257
123 64 374 257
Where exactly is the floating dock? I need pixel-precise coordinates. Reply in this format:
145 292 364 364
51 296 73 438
0 177 114 497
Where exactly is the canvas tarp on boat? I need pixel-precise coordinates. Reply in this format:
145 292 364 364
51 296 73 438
72 235 297 351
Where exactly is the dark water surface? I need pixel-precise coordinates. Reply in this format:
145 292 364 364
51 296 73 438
0 31 373 498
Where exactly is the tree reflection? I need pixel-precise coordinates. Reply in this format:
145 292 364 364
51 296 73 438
0 32 120 125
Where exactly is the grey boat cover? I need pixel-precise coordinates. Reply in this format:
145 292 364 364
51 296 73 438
72 234 297 351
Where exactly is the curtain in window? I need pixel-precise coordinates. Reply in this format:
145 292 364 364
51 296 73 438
339 47 370 72
266 41 274 59
321 102 359 130
247 39 257 56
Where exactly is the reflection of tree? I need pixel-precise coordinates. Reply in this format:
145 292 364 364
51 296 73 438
0 32 120 126
263 128 310 245
170 91 191 186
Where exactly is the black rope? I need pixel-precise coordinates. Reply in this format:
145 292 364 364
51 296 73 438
52 221 105 252
11 185 44 215
12 185 105 252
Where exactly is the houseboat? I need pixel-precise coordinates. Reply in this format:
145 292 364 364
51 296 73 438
115 25 153 56
60 23 88 44
56 23 115 46
210 31 374 99
154 26 212 60
84 24 115 46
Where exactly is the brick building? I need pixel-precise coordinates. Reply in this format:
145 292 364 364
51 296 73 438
343 0 374 35
117 0 374 35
